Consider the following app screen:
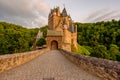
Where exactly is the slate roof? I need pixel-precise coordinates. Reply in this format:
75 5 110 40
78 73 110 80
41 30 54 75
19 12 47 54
62 8 67 17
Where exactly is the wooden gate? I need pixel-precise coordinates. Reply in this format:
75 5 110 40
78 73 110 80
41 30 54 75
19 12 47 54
51 40 58 50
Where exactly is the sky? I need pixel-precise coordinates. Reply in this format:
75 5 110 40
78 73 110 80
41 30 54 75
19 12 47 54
0 0 120 28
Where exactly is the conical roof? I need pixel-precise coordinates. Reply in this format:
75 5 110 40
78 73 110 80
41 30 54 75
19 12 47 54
62 8 67 17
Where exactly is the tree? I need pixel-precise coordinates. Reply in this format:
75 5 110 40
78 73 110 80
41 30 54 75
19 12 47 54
91 45 110 59
109 44 120 60
36 38 46 46
0 22 39 54
75 20 120 61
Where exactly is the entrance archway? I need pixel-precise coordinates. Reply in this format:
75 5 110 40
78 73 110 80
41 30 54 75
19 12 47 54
51 40 58 50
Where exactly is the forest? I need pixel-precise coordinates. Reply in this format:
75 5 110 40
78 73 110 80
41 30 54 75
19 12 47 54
75 19 120 61
0 22 39 55
0 20 120 61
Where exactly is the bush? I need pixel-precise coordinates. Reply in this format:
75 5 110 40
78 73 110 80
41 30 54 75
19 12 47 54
91 45 110 59
77 44 90 56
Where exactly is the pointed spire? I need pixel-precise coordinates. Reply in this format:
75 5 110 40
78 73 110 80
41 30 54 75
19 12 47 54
62 6 67 17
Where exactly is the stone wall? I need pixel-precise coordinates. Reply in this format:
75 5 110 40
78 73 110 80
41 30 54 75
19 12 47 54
60 49 120 80
62 30 71 51
0 48 49 73
46 36 62 49
71 33 77 50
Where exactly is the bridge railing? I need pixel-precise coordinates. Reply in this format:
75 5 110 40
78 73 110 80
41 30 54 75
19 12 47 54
0 48 49 73
59 49 120 80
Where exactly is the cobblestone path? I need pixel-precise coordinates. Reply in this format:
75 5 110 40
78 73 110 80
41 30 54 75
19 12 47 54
0 50 101 80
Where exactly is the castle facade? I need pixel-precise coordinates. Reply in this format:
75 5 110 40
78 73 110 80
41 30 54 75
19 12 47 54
46 7 77 51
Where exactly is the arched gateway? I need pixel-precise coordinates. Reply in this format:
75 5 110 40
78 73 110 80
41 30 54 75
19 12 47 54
46 30 62 50
51 40 58 50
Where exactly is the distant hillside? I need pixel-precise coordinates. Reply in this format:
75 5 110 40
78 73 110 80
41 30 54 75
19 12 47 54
0 22 39 55
75 20 120 61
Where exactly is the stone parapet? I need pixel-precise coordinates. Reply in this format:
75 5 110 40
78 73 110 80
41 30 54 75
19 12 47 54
60 49 120 80
0 48 49 73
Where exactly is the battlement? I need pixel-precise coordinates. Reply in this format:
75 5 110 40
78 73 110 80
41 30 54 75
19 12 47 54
48 6 68 17
48 7 76 32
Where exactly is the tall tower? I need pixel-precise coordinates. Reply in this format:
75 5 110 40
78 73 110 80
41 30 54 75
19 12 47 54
47 6 77 51
48 7 60 30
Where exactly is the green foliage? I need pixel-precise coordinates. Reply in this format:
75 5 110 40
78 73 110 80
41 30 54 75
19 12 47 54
0 22 39 55
76 44 83 54
91 45 110 59
76 20 120 61
109 44 120 60
83 46 94 54
36 38 46 46
77 44 90 56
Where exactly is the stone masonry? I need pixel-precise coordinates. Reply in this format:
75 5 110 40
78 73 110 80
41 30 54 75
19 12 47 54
0 50 100 80
60 49 120 80
0 48 49 73
46 7 77 51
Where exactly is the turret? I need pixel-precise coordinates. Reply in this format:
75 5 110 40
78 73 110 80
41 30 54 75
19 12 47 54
48 7 61 30
56 7 60 16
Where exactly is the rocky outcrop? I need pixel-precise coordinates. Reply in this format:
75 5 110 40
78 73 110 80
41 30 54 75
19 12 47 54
60 49 120 80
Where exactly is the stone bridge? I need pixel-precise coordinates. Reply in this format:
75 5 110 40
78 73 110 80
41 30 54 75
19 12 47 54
0 48 120 80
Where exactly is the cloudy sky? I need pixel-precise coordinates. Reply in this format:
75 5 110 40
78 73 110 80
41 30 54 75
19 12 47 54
0 0 120 28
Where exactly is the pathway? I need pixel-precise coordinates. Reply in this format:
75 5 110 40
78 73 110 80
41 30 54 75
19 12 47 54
0 50 101 80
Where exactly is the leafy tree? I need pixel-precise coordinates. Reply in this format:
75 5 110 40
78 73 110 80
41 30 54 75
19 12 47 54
36 38 46 46
0 22 39 54
91 45 110 59
75 20 120 61
109 44 120 60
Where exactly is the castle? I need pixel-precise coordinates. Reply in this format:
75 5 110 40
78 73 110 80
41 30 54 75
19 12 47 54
46 7 77 51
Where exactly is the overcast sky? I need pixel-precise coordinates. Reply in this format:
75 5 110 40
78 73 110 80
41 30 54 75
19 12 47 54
0 0 120 28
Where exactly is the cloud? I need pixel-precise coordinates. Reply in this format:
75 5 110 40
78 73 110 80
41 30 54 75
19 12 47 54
92 10 120 22
85 8 120 22
85 8 109 22
0 0 50 28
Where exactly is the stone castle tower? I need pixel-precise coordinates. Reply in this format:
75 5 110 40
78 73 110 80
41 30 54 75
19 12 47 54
46 7 77 51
